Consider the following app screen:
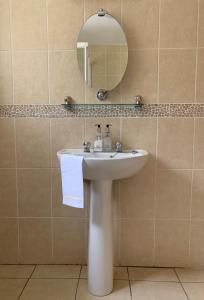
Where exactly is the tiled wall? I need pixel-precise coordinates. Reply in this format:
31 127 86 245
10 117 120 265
0 0 204 104
0 0 204 268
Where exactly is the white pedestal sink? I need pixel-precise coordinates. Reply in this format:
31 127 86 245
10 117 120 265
57 149 148 296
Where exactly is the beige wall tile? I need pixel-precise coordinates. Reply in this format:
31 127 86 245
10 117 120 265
0 170 17 217
131 281 187 300
156 170 192 219
122 0 159 49
121 50 158 103
192 171 204 219
13 51 48 104
19 218 52 264
183 283 204 300
0 119 15 168
196 49 204 102
0 52 13 104
0 0 11 50
85 0 121 21
18 169 51 217
190 221 204 268
155 220 189 267
198 0 204 47
0 219 18 264
121 118 157 154
51 118 84 167
159 49 196 102
76 279 131 300
48 0 84 50
20 278 78 300
53 218 86 264
157 118 194 169
0 265 35 278
49 51 84 104
52 168 86 217
0 279 27 300
113 219 119 265
16 118 50 168
194 119 204 169
11 0 47 50
120 219 154 266
120 163 155 218
160 0 198 48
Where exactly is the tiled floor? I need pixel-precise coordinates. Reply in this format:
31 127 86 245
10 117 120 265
1 265 204 299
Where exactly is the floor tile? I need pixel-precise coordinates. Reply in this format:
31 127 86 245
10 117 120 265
80 266 128 280
76 279 131 299
131 281 188 300
31 265 81 279
0 279 27 300
128 267 178 282
20 279 77 300
183 283 204 300
176 268 204 282
0 265 35 278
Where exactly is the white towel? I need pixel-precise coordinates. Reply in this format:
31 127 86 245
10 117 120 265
60 154 84 208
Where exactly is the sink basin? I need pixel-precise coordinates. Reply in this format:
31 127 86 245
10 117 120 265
58 148 148 296
57 149 148 180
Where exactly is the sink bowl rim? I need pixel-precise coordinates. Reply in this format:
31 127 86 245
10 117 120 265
57 148 149 161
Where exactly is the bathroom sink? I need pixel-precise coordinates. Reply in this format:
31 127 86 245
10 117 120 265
57 149 148 180
57 148 148 296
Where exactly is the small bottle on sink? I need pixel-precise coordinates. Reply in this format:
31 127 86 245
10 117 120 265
103 124 112 152
94 124 103 152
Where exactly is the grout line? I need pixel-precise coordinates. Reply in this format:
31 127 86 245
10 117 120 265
1 167 204 171
155 0 161 259
157 0 162 103
45 0 51 105
153 116 159 266
174 268 190 300
74 265 82 300
13 117 20 262
8 0 14 105
29 265 37 279
127 267 133 298
194 0 200 103
17 265 37 300
48 118 54 262
118 114 122 265
154 0 161 259
188 117 196 267
2 216 204 221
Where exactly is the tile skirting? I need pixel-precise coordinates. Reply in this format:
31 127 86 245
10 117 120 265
0 104 204 118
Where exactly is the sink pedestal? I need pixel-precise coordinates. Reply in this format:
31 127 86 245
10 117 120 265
88 180 113 296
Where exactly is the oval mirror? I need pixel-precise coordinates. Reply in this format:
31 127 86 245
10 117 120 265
77 9 128 101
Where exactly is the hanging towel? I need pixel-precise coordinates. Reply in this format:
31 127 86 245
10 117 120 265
60 154 84 208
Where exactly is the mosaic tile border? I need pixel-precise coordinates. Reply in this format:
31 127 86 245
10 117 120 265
0 104 204 118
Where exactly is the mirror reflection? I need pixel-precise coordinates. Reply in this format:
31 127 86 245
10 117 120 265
77 10 128 99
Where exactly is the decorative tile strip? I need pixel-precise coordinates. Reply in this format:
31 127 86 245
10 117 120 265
0 103 203 118
170 104 204 117
0 104 170 118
